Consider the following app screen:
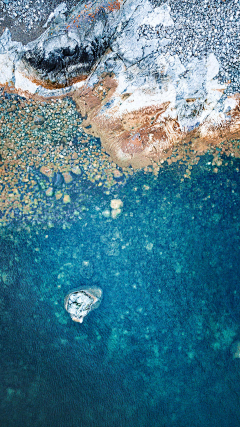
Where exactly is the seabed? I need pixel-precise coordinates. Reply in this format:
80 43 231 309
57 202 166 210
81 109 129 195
0 89 240 426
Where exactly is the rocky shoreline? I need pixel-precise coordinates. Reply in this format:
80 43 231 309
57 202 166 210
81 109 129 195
0 0 240 168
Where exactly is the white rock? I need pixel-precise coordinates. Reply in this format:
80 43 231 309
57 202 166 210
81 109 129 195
110 199 123 210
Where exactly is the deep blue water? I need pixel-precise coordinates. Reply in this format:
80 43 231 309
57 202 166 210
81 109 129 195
1 155 240 427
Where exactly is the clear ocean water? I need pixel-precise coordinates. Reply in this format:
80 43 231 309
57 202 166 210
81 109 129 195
1 143 240 426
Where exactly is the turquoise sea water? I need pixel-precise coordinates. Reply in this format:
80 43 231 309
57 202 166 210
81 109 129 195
0 145 240 426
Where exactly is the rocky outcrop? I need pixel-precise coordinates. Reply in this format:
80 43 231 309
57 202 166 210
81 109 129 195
22 0 122 87
1 0 240 167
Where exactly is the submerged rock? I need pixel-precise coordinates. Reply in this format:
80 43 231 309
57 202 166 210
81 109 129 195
231 340 240 359
79 260 94 279
110 199 123 210
64 287 103 323
52 171 64 187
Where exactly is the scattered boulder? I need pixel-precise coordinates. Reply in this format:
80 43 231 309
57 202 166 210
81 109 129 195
64 287 103 323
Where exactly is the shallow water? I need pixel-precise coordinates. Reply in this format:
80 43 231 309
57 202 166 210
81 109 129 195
1 103 240 426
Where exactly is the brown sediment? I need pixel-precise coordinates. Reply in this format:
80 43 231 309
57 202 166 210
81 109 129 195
0 81 76 102
18 59 89 90
72 75 240 168
1 71 240 227
0 91 132 227
0 68 88 105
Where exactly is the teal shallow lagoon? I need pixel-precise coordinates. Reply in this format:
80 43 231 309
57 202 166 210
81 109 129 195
0 152 240 427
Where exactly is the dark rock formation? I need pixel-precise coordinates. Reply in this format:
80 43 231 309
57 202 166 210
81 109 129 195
22 0 122 86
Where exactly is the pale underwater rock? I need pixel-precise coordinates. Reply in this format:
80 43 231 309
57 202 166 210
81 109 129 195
64 287 103 323
231 341 240 359
110 199 123 218
63 194 71 204
110 199 123 210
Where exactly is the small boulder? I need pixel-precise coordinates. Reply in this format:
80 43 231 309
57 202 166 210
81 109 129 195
64 287 103 323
